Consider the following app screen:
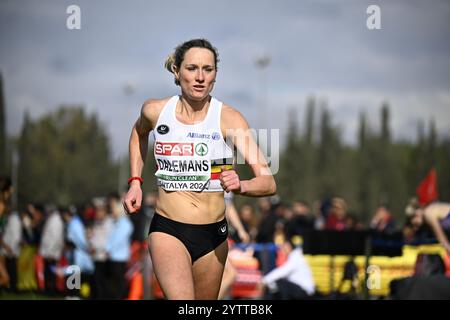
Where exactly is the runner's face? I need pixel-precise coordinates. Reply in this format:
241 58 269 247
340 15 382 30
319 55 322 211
175 48 216 101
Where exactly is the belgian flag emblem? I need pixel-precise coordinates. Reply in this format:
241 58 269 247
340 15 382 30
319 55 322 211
211 158 234 180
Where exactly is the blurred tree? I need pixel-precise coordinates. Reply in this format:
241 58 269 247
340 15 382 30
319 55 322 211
436 138 450 201
299 98 317 203
356 111 376 224
358 111 367 150
380 102 391 143
406 119 438 197
366 103 407 222
427 118 437 167
316 103 343 200
277 107 303 203
17 107 118 207
304 97 315 146
269 99 449 228
403 120 425 199
0 73 6 175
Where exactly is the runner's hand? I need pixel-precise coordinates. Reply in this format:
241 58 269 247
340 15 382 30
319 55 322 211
219 166 243 194
123 181 142 214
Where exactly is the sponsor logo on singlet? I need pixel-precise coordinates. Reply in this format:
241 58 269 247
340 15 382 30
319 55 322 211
195 143 208 156
187 132 210 139
212 132 220 140
185 132 221 141
157 124 170 134
155 142 194 156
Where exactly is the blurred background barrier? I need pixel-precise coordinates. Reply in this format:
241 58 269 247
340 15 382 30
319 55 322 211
148 240 449 300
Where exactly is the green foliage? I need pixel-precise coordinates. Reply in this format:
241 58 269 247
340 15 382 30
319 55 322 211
275 98 450 227
0 73 7 175
316 105 343 200
17 107 118 207
277 108 303 202
436 139 450 201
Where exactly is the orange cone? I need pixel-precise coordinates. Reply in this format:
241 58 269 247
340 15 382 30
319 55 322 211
127 271 143 300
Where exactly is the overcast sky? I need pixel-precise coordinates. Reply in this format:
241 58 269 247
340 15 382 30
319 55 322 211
1 0 449 157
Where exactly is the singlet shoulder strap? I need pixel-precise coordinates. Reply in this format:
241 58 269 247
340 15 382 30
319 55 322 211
154 95 179 126
206 97 223 128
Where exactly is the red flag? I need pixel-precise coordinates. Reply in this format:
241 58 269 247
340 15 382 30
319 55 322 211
416 168 439 205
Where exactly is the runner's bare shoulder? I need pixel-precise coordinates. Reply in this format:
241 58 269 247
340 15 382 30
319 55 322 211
141 97 172 130
221 103 249 131
425 202 450 219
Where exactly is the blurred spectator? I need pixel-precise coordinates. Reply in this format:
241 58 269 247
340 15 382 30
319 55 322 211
27 204 45 245
282 205 294 221
256 197 286 274
62 205 94 298
256 197 282 243
404 197 450 252
292 201 310 216
345 213 364 230
325 197 348 231
238 204 258 242
370 205 396 233
81 203 96 225
1 210 22 292
88 198 113 299
39 205 65 295
273 219 287 246
0 176 13 291
337 257 359 298
313 200 325 230
273 203 290 245
105 194 133 299
17 208 39 292
402 218 415 243
0 176 13 214
260 236 315 299
403 214 431 244
286 200 315 238
320 199 333 220
258 196 272 214
20 210 34 245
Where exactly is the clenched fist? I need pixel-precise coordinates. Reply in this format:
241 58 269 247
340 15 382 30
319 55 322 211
219 166 243 194
123 181 142 214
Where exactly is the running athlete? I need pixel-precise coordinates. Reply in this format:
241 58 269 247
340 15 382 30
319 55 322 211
406 197 450 253
123 39 276 299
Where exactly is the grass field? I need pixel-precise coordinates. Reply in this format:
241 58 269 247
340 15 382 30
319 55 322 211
0 291 58 300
